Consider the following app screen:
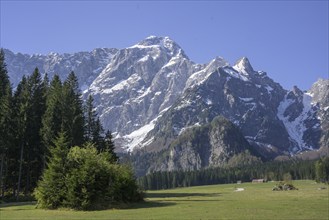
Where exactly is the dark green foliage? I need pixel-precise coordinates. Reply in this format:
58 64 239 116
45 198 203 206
34 133 69 209
84 95 105 150
62 72 85 147
0 49 10 95
64 144 111 210
12 76 31 199
0 52 122 201
84 95 118 162
41 75 63 152
25 68 47 192
0 49 12 198
7 68 48 199
35 142 143 210
226 150 262 168
84 95 98 142
103 130 118 163
315 156 329 184
137 159 317 190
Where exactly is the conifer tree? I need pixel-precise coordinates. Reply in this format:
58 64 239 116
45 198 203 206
84 94 106 150
12 76 30 200
5 69 48 197
92 117 104 149
24 68 47 192
39 73 49 168
62 72 84 147
84 95 98 142
41 75 63 162
315 156 329 184
34 132 70 209
0 49 10 94
104 130 118 163
0 49 12 198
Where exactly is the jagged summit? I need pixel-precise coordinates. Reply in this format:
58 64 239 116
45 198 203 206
233 57 254 75
139 35 173 46
291 86 304 96
129 35 187 58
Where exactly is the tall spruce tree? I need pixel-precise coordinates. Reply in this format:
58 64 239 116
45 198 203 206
34 132 70 209
104 130 118 163
62 72 84 147
92 118 104 149
7 69 48 198
0 49 12 198
84 94 104 149
24 68 47 193
0 49 10 95
41 75 63 164
12 76 31 200
84 95 98 142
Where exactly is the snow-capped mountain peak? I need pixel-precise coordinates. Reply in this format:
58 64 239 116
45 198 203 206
233 57 254 75
129 36 187 58
185 56 228 89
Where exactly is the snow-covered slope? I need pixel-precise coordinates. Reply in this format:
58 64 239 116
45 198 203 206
277 91 318 152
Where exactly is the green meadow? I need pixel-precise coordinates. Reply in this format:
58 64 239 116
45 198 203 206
1 180 328 220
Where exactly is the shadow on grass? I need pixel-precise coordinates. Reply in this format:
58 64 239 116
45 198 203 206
0 201 36 208
0 200 174 211
0 193 220 211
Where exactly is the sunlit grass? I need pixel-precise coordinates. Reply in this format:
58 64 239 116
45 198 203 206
1 180 328 220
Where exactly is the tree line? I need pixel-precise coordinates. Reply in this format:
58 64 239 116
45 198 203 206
137 158 328 190
0 49 118 201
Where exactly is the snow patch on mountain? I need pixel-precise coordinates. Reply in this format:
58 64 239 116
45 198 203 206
277 93 315 152
223 67 249 82
175 99 193 110
239 97 254 102
123 119 157 152
185 57 228 88
122 107 170 151
102 74 141 94
205 98 213 105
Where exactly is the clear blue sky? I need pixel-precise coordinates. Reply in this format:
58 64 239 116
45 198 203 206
0 1 328 90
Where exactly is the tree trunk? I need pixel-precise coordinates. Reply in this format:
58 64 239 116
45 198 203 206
17 142 24 201
2 157 8 198
0 154 4 198
25 159 30 195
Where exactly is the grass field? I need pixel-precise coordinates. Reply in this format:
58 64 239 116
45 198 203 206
0 180 328 220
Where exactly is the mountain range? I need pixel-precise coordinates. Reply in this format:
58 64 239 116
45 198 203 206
4 36 328 175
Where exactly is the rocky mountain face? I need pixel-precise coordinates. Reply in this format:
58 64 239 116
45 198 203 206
4 48 118 90
144 60 288 155
85 36 231 152
150 116 260 172
4 36 328 174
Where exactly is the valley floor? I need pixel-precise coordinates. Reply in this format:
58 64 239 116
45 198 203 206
0 180 328 220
